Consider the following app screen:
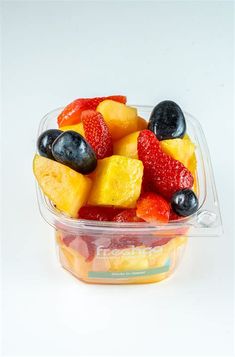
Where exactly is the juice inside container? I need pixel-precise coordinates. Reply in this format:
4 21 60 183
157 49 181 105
34 101 222 284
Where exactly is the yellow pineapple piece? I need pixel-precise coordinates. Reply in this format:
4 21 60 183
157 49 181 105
160 134 198 192
188 153 198 193
60 122 85 137
108 247 149 272
188 152 197 173
160 134 195 168
33 154 92 217
97 100 138 140
59 246 75 271
58 243 92 279
113 131 140 159
148 247 169 268
136 116 148 130
91 256 111 272
112 117 150 159
88 155 143 208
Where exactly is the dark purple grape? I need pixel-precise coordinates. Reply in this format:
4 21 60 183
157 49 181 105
171 189 198 217
52 130 97 174
148 100 186 140
37 129 62 160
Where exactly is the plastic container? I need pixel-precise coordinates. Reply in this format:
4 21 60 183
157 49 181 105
35 105 222 284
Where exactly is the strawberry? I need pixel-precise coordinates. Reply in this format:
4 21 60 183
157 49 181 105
81 110 113 159
169 209 182 221
141 176 154 194
62 234 76 246
113 209 144 222
58 95 126 127
61 233 96 261
80 236 96 262
109 236 143 249
78 205 122 221
136 192 170 223
138 130 194 199
142 236 172 247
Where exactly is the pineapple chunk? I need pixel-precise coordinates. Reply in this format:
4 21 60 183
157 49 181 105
108 247 149 271
188 152 197 175
97 100 138 140
59 246 76 270
60 122 85 137
111 117 148 160
33 155 91 217
188 152 198 193
113 131 140 159
160 134 195 168
88 155 143 208
136 116 148 130
160 135 197 192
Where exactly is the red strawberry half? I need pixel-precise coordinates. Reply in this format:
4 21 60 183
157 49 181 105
138 130 194 199
58 95 126 127
109 236 143 249
61 233 96 262
113 209 144 222
142 236 172 247
169 209 182 221
81 110 113 159
79 206 122 221
136 192 170 223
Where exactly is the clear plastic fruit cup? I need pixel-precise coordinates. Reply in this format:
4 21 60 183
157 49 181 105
36 105 222 284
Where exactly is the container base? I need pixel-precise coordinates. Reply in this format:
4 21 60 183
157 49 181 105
56 233 187 284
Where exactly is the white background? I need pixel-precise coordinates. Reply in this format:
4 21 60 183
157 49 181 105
1 1 234 356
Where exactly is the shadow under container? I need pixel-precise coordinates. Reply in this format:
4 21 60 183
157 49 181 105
36 105 222 284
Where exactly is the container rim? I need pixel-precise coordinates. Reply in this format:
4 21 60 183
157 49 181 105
35 104 223 237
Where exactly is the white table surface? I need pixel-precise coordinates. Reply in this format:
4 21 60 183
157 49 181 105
2 1 234 356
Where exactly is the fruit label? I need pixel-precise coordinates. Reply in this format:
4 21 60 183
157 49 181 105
88 258 170 279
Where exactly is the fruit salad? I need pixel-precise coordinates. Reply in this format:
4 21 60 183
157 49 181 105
33 96 199 284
